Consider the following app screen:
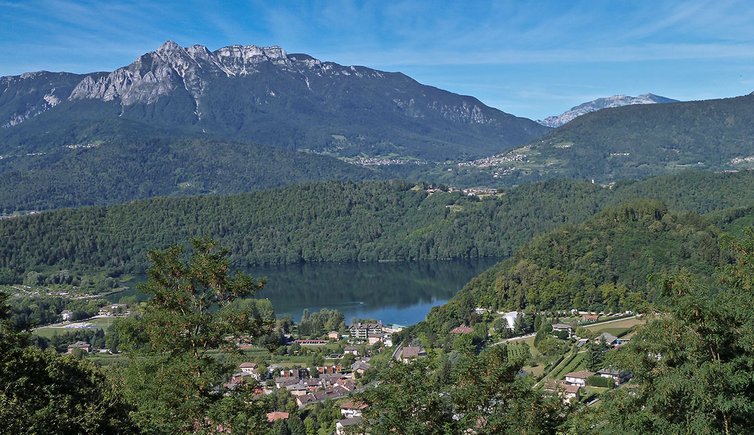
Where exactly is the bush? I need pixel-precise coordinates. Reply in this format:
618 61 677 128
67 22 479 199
586 375 613 388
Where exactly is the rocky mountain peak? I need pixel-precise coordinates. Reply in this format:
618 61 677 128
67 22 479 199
156 40 183 54
538 93 679 128
64 42 303 107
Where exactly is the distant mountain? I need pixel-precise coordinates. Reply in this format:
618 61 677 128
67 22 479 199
0 41 548 161
0 41 553 211
459 93 754 185
538 93 678 128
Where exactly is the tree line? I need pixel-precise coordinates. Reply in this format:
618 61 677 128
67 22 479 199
2 170 754 283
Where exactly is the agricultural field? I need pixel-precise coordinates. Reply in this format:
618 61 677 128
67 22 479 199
583 316 645 336
33 316 119 338
549 351 586 381
507 342 531 361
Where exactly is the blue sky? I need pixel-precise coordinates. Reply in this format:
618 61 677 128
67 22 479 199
2 0 753 119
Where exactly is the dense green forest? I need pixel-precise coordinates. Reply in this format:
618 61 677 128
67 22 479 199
418 200 753 339
1 170 753 282
0 136 372 213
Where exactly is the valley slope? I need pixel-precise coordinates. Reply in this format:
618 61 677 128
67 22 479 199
455 93 754 185
2 170 753 282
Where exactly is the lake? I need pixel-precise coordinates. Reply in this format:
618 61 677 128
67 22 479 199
249 259 500 325
112 258 501 326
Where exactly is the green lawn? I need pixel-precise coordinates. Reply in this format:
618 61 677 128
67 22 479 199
33 316 116 339
584 317 644 333
597 327 631 337
523 364 546 378
33 327 63 339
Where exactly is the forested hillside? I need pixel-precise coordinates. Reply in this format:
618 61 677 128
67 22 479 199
0 137 373 213
2 170 754 281
466 94 754 185
362 226 754 435
419 200 741 337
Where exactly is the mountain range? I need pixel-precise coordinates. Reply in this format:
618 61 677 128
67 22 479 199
537 93 678 128
0 41 547 161
0 41 555 212
2 41 754 213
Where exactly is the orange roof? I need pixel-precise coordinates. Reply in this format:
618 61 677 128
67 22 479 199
266 411 290 422
451 325 473 334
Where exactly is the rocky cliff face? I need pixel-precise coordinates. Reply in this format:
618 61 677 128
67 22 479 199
67 41 298 107
0 71 85 128
0 41 549 160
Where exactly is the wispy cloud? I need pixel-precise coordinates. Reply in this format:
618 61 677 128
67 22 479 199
1 0 752 118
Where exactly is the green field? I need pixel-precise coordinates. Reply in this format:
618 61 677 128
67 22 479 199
584 317 645 335
33 316 118 338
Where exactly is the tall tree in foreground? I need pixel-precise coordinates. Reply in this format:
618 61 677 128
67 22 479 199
121 238 275 433
357 347 567 434
571 229 754 434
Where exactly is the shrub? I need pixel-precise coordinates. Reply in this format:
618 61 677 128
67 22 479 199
586 375 613 388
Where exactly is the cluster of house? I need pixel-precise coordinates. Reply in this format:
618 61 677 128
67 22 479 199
97 303 130 317
551 324 631 349
273 358 375 408
474 307 634 328
223 356 374 409
275 372 358 408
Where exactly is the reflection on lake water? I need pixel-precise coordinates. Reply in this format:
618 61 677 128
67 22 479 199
111 258 501 326
249 258 501 325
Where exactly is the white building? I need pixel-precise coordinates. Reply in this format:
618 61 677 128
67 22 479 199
564 370 594 386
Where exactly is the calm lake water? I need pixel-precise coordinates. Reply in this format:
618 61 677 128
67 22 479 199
113 258 501 326
249 259 500 325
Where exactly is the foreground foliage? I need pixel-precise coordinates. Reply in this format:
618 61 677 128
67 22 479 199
119 239 274 433
569 229 754 434
0 292 136 434
358 346 568 434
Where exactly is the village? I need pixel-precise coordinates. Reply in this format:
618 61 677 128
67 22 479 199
11 271 646 432
40 305 407 433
